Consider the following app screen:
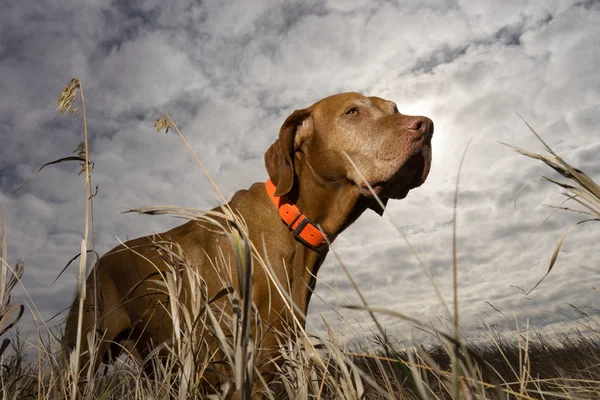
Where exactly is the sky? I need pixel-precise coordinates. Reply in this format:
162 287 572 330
1 0 599 350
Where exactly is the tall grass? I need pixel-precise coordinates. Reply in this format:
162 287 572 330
0 205 25 398
0 79 598 399
57 78 97 400
502 120 600 295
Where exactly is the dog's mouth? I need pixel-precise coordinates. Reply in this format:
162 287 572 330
359 146 431 199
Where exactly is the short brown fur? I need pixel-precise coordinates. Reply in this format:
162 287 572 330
63 92 434 395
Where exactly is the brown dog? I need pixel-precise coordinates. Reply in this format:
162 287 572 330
63 92 433 394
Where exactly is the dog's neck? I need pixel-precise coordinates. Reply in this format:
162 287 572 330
231 161 372 321
290 152 371 237
265 179 333 251
278 159 374 318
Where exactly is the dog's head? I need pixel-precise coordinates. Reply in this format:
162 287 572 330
265 92 433 215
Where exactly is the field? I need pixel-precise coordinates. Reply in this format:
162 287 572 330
1 79 599 399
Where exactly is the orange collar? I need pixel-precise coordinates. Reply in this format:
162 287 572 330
265 179 334 251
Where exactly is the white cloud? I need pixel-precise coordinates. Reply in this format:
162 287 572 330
1 0 599 347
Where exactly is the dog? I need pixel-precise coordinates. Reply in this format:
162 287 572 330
63 92 433 395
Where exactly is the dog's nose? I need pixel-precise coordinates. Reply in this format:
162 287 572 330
406 116 434 136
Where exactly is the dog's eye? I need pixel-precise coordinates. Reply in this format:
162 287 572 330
345 108 359 116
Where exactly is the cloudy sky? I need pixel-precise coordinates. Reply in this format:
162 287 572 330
1 0 599 349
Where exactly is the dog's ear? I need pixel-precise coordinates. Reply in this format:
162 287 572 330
265 108 312 197
368 198 389 216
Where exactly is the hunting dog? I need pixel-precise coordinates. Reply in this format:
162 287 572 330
63 92 434 394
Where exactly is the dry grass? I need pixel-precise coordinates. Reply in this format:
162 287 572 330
502 120 600 295
0 79 598 399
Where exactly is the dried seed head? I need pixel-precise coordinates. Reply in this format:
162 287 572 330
153 114 174 134
74 142 85 159
56 78 81 116
73 142 93 175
